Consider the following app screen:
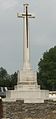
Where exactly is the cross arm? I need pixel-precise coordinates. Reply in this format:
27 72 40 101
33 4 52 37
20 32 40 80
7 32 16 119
17 13 24 18
22 13 35 18
17 13 35 18
29 16 35 18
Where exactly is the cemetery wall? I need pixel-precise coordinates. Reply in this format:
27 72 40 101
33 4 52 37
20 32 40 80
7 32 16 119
2 100 56 119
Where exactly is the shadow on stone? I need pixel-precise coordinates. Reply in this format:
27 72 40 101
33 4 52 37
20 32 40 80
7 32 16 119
0 98 3 118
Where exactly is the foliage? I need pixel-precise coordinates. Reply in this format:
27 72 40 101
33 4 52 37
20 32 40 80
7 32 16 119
0 67 17 89
10 72 17 89
38 46 56 91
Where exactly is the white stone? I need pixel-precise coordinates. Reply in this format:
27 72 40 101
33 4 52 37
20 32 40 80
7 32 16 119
3 3 49 103
49 91 56 101
3 68 49 103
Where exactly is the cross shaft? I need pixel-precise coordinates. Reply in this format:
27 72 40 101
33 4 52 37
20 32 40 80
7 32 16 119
17 4 35 69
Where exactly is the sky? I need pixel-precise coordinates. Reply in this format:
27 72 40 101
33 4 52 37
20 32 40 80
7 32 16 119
0 0 56 74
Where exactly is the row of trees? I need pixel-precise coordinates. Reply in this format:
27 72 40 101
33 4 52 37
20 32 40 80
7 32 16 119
0 67 17 89
0 46 56 91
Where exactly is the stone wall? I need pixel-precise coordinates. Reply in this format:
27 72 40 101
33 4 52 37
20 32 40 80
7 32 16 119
0 99 3 118
2 100 56 119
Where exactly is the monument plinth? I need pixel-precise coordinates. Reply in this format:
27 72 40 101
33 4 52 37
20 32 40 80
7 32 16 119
3 3 49 103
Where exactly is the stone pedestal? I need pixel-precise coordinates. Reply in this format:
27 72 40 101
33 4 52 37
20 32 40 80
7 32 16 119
3 69 49 103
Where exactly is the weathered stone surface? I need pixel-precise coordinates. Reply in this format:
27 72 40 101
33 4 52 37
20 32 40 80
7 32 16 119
2 100 56 119
0 99 3 118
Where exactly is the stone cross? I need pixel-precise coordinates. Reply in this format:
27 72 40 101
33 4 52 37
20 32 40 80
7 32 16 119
17 4 35 69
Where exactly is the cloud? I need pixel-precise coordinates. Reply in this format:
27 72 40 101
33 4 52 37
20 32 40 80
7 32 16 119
0 0 18 10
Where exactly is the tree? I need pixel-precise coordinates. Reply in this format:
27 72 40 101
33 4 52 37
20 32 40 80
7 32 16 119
0 67 17 89
0 67 9 87
38 46 56 91
10 72 17 89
